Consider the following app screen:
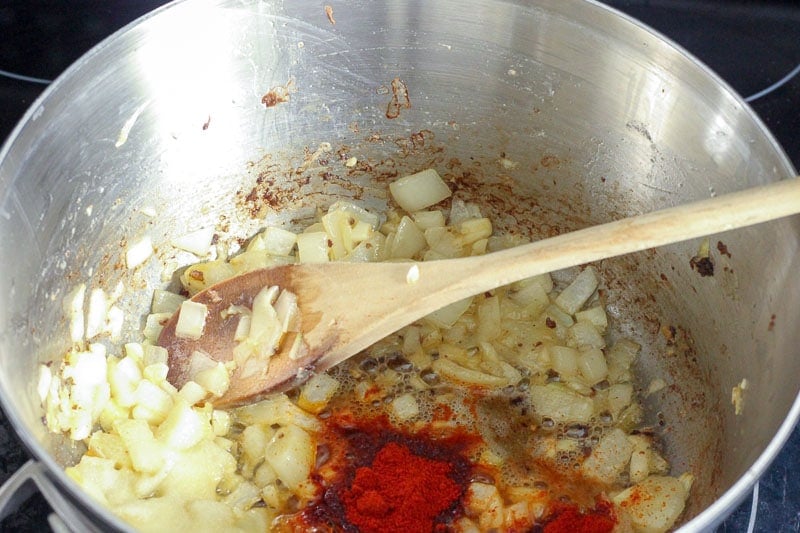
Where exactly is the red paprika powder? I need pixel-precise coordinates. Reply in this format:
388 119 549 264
542 499 617 533
342 441 462 533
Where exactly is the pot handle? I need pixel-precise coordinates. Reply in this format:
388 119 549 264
0 459 100 532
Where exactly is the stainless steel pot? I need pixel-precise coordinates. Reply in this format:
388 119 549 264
0 0 798 530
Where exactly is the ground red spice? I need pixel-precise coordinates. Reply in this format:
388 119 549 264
542 499 617 533
342 441 462 533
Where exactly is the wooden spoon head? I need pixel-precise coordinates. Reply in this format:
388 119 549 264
158 265 338 407
159 260 434 407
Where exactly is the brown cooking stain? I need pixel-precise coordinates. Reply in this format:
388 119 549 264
386 77 411 119
540 154 561 168
768 313 777 332
716 240 731 258
324 4 335 25
261 78 296 108
689 254 714 277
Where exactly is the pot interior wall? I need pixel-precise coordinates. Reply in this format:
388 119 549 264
0 0 798 529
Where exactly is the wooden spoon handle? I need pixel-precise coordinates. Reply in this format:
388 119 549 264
314 176 800 373
414 176 800 309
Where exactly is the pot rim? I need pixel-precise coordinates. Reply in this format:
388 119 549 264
0 0 797 530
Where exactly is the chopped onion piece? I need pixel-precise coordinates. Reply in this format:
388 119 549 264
264 425 315 492
171 227 215 256
391 393 420 421
151 289 187 314
411 210 445 229
245 286 282 357
647 378 667 396
296 231 330 263
389 168 452 213
286 333 307 361
613 475 689 532
273 290 300 333
327 201 380 229
194 362 231 398
179 381 209 405
260 226 297 256
234 313 252 341
63 284 86 344
85 288 108 339
578 347 609 384
298 373 340 414
582 428 633 484
568 322 606 350
425 296 472 328
575 305 608 332
448 197 483 226
175 301 208 340
390 216 426 259
156 399 211 450
143 344 169 366
528 383 593 423
458 217 492 245
432 358 508 388
106 306 124 341
187 350 218 381
554 267 599 315
125 235 153 269
37 365 52 403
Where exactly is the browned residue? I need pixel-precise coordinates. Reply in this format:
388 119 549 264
768 314 776 332
324 5 335 25
386 77 411 119
660 324 677 345
262 78 296 108
716 240 731 258
541 155 561 168
690 255 714 277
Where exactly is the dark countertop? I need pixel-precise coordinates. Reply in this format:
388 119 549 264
0 1 798 531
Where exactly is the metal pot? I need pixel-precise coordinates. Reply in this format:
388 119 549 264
0 0 797 530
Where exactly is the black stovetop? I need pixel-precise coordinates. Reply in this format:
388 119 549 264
1 1 798 531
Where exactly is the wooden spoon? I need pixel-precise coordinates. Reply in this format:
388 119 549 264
159 177 800 407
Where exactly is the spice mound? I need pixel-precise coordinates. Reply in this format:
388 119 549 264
287 414 475 532
344 442 460 532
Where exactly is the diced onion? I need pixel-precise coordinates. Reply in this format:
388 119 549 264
260 226 297 256
63 284 86 344
391 393 420 421
578 347 609 384
425 296 472 328
389 168 452 213
582 428 633 484
273 289 300 333
613 476 689 532
151 289 187 314
264 425 315 492
194 362 231 398
528 383 593 423
411 210 445 229
298 373 340 414
125 235 153 269
296 232 330 263
85 288 109 339
175 301 208 340
171 227 215 256
390 216 426 259
554 267 599 315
